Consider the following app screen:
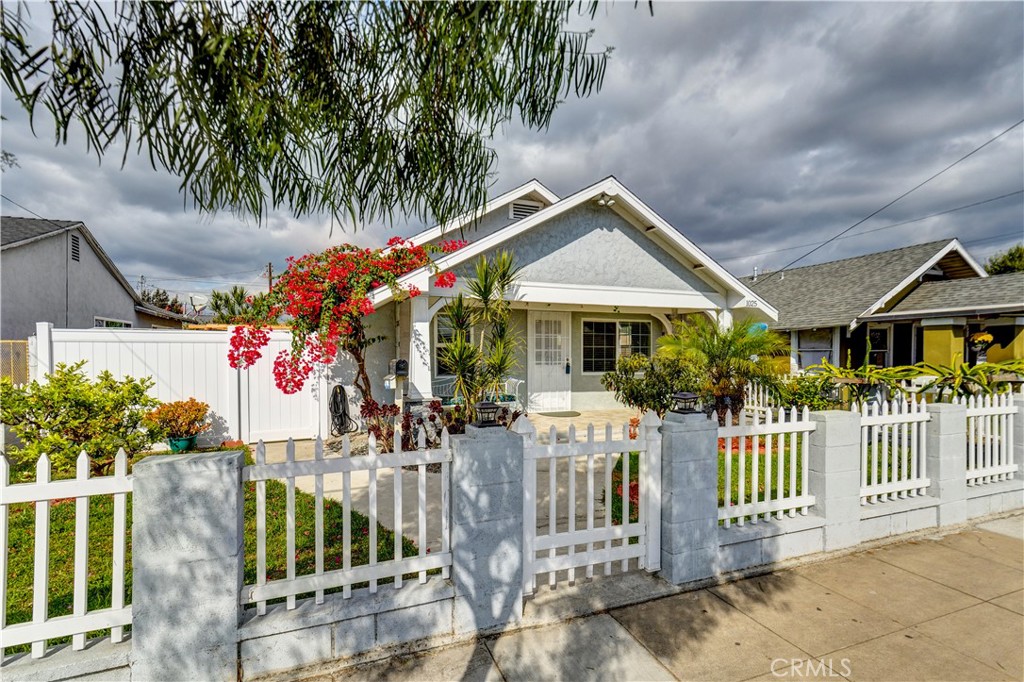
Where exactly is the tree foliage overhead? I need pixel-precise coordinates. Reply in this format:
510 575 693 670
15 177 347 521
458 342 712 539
2 1 611 226
984 243 1024 275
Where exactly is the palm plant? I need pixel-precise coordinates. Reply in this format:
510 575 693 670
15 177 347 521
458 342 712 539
657 316 789 424
436 251 522 418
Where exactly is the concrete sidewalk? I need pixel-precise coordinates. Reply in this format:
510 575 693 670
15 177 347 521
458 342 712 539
296 514 1023 682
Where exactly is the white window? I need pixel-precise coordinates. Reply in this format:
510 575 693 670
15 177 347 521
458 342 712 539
582 320 652 373
94 317 132 328
796 329 833 369
534 317 566 366
867 324 892 367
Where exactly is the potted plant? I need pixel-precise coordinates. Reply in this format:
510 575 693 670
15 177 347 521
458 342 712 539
146 398 210 453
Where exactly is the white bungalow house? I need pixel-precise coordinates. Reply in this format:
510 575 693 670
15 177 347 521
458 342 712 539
340 177 777 412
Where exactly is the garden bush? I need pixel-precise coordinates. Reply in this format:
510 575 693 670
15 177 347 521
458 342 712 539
0 362 161 476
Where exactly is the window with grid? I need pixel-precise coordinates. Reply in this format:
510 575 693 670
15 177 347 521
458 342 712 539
534 319 564 366
583 321 651 373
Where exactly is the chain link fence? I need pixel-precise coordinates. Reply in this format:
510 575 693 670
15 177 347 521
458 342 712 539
1 340 30 385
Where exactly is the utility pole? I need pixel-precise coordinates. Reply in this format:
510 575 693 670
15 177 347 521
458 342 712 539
267 262 273 294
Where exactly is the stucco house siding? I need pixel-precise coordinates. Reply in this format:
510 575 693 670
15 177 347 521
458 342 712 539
2 228 140 339
457 204 717 294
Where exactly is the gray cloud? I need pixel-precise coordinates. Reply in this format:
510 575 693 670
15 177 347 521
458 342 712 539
2 1 1021 297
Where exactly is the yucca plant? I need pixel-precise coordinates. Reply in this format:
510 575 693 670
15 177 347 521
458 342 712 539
436 251 523 420
657 316 789 424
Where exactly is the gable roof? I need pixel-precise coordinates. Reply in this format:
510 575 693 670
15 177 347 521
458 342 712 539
866 272 1024 321
742 239 986 330
1 215 190 323
371 176 778 317
404 179 560 247
2 216 83 248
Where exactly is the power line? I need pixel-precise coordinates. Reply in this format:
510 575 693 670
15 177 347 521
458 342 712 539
718 189 1024 263
751 118 1024 286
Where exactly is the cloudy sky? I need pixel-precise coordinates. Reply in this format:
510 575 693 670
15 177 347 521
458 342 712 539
2 2 1022 302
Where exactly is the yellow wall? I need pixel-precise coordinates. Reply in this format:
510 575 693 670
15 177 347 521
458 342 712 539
986 325 1024 362
923 325 965 366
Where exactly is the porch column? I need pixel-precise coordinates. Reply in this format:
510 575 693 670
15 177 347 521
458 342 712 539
921 317 966 366
717 308 733 330
407 291 433 401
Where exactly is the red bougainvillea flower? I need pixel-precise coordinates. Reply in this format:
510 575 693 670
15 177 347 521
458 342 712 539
439 239 469 254
228 240 449 393
434 271 457 288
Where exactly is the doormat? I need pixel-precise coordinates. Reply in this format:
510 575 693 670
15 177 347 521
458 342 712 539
536 411 581 417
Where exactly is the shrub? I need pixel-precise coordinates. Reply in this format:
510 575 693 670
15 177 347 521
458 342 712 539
0 361 160 476
601 353 701 417
145 398 210 438
360 398 448 452
778 374 841 411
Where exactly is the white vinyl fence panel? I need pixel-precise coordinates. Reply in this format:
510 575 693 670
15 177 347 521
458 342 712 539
719 407 816 528
36 324 322 443
242 425 452 613
854 397 930 504
0 451 131 660
520 413 662 596
956 390 1018 486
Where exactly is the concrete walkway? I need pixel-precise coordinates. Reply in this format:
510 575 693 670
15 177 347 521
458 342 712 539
298 514 1024 682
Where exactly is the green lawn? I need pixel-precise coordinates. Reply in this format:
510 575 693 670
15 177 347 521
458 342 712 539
4 447 419 655
717 437 807 507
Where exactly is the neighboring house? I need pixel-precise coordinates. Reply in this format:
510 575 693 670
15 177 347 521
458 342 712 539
1 216 189 340
741 239 1024 372
334 177 778 411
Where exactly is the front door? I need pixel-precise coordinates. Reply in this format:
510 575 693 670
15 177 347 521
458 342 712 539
527 311 571 412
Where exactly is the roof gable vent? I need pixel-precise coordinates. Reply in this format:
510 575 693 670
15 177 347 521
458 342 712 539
509 200 543 220
70 233 81 262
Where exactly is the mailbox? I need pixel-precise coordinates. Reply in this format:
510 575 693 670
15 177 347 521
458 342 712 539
389 359 409 377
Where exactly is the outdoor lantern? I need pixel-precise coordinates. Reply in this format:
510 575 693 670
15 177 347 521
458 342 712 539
472 400 501 427
670 391 699 414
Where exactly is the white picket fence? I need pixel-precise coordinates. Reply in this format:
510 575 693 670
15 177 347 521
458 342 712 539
520 413 662 595
241 426 452 613
854 397 931 504
718 407 817 527
1 451 131 660
956 391 1018 486
745 381 777 417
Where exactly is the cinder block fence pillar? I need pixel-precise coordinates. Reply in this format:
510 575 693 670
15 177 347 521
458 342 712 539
130 451 245 681
450 425 524 634
659 411 719 585
1014 394 1024 478
808 411 861 551
926 402 968 526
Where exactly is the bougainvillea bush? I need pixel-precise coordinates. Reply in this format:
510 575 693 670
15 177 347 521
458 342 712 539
229 238 466 396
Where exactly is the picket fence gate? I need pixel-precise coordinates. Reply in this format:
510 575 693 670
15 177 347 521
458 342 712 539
854 397 930 504
520 413 662 595
242 425 452 613
0 450 131 660
718 407 816 528
956 390 1018 486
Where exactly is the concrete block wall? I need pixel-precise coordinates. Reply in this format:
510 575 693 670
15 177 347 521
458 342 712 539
10 398 1023 682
